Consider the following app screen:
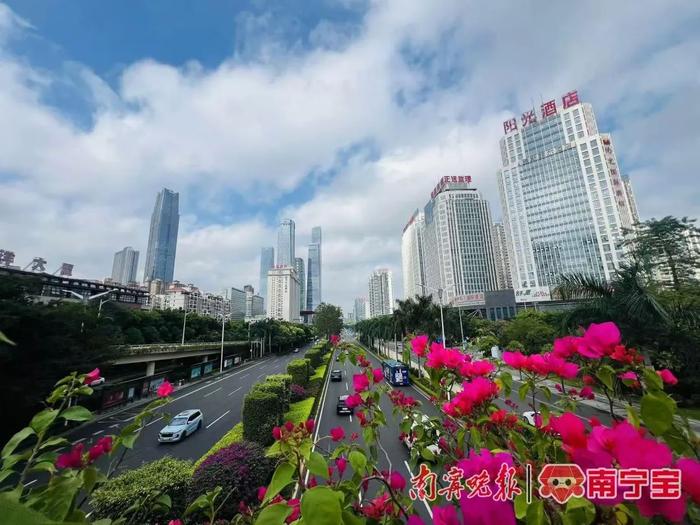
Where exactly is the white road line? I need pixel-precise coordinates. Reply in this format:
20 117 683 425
144 416 163 427
349 414 353 423
203 387 222 398
92 429 104 436
206 410 231 429
239 374 249 379
23 479 37 487
257 373 264 379
72 437 86 445
404 461 433 518
345 382 349 391
228 387 242 397
109 424 119 429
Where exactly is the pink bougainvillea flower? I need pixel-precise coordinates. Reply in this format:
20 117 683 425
432 505 460 525
388 471 406 491
286 498 301 523
304 419 315 433
410 334 429 357
350 432 359 441
361 493 396 520
457 449 516 525
657 369 678 386
257 486 267 502
549 412 587 450
443 377 498 417
460 359 495 378
372 368 384 383
346 393 362 408
84 368 100 385
330 334 341 346
678 457 700 504
502 350 528 369
582 374 596 386
552 335 580 358
335 456 347 475
157 380 174 398
167 520 183 525
352 373 370 392
407 516 426 525
88 436 113 463
308 476 317 488
489 409 518 428
619 371 638 381
284 420 295 432
55 443 84 469
578 386 595 400
330 426 345 442
578 322 621 359
272 426 282 440
589 416 601 427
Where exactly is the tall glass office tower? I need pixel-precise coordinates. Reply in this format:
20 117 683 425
401 210 426 299
277 219 295 266
306 226 322 311
497 91 638 300
112 246 139 285
259 246 274 312
294 257 305 313
143 188 179 284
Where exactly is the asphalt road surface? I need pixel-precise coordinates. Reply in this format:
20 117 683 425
22 343 313 489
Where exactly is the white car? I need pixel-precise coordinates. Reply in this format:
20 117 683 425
522 411 540 426
89 377 105 386
158 409 204 443
402 415 441 457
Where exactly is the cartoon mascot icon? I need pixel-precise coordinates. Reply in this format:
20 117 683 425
538 464 586 504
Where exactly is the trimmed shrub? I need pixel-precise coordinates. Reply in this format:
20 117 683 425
304 348 322 369
290 383 307 402
252 381 288 412
194 422 243 469
91 457 192 522
190 440 275 520
284 398 315 424
266 373 292 389
287 358 311 386
243 390 282 445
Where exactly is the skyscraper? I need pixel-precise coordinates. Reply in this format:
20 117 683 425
353 297 369 322
294 257 306 313
498 90 637 300
230 287 247 320
401 210 426 299
267 266 300 322
492 222 513 290
422 176 498 303
143 188 180 284
368 269 394 317
111 246 139 285
259 247 274 312
277 219 295 266
306 226 322 311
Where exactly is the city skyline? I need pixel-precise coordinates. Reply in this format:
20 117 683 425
1 2 697 312
143 188 180 285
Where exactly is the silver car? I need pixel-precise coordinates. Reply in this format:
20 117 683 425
158 409 204 443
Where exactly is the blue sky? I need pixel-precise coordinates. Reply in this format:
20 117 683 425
0 1 698 311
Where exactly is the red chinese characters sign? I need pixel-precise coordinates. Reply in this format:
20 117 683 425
430 175 472 199
503 118 517 134
503 89 581 135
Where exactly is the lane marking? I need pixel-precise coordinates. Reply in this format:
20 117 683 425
228 387 243 396
145 416 163 427
239 374 249 379
203 387 222 398
345 382 349 391
206 410 231 429
23 479 37 487
109 424 119 429
256 373 265 379
404 460 433 518
92 430 104 436
72 437 86 445
349 414 353 423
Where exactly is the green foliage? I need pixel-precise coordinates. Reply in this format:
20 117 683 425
501 310 556 354
287 358 311 386
194 422 243 469
310 363 327 381
243 391 283 446
90 457 193 522
284 398 315 424
304 347 323 369
253 381 288 412
312 303 344 339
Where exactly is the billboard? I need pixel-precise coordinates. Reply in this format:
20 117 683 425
451 292 485 307
515 286 551 303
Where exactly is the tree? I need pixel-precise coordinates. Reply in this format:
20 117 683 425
500 309 556 354
626 216 700 291
313 303 343 339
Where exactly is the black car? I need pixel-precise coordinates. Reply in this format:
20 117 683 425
336 395 353 415
330 369 342 382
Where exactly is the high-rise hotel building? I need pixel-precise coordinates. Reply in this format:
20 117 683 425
401 210 426 300
497 90 638 299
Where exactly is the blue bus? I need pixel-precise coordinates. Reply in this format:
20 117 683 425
382 359 410 386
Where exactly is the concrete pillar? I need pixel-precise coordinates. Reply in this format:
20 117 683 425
203 355 208 362
146 361 155 377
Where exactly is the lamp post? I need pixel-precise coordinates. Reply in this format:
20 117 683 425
97 297 113 318
181 310 189 345
220 314 227 373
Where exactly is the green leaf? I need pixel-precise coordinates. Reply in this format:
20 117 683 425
626 405 640 428
264 462 295 504
3 451 32 470
514 492 528 519
518 382 530 401
266 441 282 457
348 450 367 474
539 386 552 401
255 502 293 525
82 466 99 494
29 461 56 475
307 451 328 479
563 497 596 525
2 427 35 459
596 365 615 391
31 474 83 521
342 510 366 525
0 493 73 525
300 487 343 525
420 448 436 462
640 393 675 435
154 494 172 510
499 371 513 397
61 406 92 422
525 498 548 525
29 410 60 435
38 437 69 451
0 331 16 346
642 367 663 392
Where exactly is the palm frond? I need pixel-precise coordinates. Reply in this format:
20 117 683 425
556 273 613 300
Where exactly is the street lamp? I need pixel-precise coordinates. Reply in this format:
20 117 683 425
181 310 189 345
97 297 113 318
219 313 229 373
62 289 113 332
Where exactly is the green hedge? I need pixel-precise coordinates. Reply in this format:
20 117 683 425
243 390 282 446
287 358 311 386
194 422 243 469
91 457 193 522
304 348 323 369
284 398 315 424
252 381 288 412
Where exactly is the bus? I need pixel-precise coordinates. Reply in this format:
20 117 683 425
382 359 410 386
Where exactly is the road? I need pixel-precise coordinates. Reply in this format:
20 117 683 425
314 340 441 523
22 345 312 489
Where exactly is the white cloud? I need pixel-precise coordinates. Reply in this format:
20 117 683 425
0 0 698 314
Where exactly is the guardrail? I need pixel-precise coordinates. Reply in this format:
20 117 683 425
116 340 250 356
